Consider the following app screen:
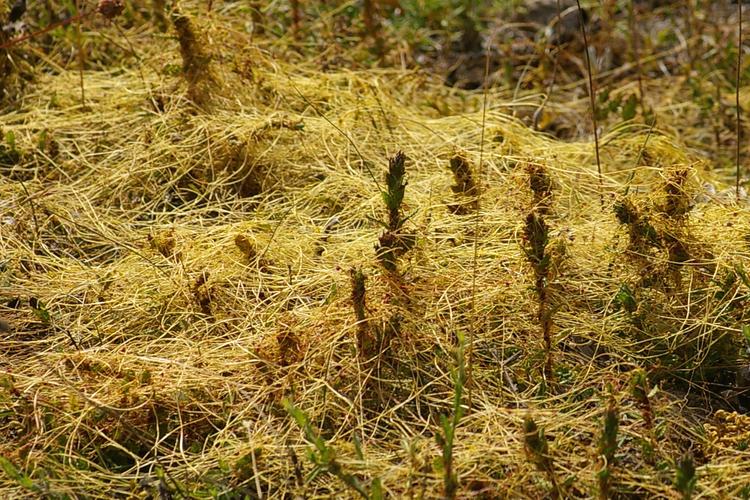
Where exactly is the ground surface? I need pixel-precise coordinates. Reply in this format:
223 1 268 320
2 1 750 498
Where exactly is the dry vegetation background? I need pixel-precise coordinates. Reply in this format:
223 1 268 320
2 0 750 498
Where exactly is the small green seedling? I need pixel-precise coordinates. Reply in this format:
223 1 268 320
283 399 382 499
526 163 552 214
0 130 20 166
674 453 697 500
384 150 407 232
597 390 619 499
447 154 479 215
522 211 554 381
614 284 637 313
435 330 466 499
613 197 659 252
350 267 374 358
0 456 40 493
523 416 561 499
376 151 414 272
629 369 654 432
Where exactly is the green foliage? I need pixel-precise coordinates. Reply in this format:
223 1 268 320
713 270 738 302
376 151 415 272
434 330 466 499
595 91 639 122
523 417 550 471
350 267 373 357
383 151 407 232
598 400 619 461
392 0 479 31
734 263 750 290
613 197 659 251
522 209 555 380
0 130 20 166
4 131 15 150
447 155 479 215
283 399 381 499
674 454 697 500
597 390 619 499
743 325 750 349
523 416 560 498
614 284 637 313
523 212 550 276
0 457 40 493
621 94 638 121
29 297 51 324
233 450 261 481
629 369 653 431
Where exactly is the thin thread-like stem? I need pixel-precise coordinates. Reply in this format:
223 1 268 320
576 0 603 206
113 23 150 96
628 0 645 114
686 0 695 76
362 0 382 56
533 0 563 130
624 117 657 196
288 81 384 195
737 0 743 201
291 0 300 38
17 180 39 249
75 0 86 106
0 11 91 50
468 40 491 412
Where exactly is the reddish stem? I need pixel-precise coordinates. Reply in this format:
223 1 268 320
0 11 93 50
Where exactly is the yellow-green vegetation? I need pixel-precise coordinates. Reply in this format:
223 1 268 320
2 1 750 498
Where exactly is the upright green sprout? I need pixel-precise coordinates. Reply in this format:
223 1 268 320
597 390 619 499
523 211 554 381
629 369 654 432
523 416 560 498
523 212 550 274
350 267 374 359
629 368 657 461
376 151 414 272
675 453 697 500
526 163 552 214
384 151 407 232
613 196 659 253
283 399 383 499
435 331 466 499
447 154 479 215
663 166 692 219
